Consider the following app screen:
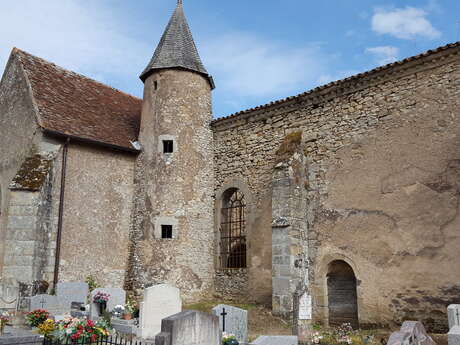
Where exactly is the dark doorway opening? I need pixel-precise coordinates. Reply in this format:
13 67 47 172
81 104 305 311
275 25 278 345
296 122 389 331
327 260 359 328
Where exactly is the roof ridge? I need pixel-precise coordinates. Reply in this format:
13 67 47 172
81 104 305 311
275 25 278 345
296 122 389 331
13 48 142 101
212 41 460 125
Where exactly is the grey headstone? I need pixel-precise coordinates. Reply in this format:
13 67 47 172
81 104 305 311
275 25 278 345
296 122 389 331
56 282 88 311
29 294 67 315
212 304 248 343
90 287 126 319
251 336 298 345
154 310 221 345
448 305 460 330
449 326 460 345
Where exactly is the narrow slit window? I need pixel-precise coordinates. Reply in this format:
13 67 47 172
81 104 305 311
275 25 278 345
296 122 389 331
161 225 173 239
154 81 158 90
163 140 174 153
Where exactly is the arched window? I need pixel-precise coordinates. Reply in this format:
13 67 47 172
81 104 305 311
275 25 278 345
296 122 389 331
219 188 247 269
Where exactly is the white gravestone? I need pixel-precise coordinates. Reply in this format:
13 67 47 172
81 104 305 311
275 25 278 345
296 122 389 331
298 293 312 320
448 305 460 330
56 282 88 311
212 304 248 343
139 284 182 339
90 288 126 319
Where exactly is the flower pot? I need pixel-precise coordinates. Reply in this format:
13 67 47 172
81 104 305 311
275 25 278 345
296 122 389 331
122 313 132 320
98 301 107 315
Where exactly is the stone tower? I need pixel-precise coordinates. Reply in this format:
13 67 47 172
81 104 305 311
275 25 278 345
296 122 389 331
127 1 215 300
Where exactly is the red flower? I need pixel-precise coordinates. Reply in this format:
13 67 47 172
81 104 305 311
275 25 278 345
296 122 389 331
87 320 94 327
91 334 97 342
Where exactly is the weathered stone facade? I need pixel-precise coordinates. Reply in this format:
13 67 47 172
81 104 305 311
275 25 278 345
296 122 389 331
0 2 459 332
212 45 460 329
127 69 215 301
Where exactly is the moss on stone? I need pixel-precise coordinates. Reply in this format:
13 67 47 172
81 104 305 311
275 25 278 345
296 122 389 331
10 154 52 191
275 131 302 162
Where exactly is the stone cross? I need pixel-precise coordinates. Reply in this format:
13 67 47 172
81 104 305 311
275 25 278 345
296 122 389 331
178 0 182 5
221 307 227 332
39 296 46 309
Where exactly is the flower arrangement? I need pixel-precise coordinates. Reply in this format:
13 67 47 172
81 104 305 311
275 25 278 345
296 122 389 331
37 319 55 339
222 332 239 345
54 317 113 342
26 309 50 327
93 292 110 304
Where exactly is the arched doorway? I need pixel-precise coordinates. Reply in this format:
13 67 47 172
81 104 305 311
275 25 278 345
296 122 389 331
327 260 359 328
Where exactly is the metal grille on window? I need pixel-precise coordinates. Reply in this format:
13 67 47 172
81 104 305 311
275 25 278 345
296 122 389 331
219 189 247 269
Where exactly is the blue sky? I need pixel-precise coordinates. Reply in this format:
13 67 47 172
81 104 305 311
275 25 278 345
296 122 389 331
0 0 459 118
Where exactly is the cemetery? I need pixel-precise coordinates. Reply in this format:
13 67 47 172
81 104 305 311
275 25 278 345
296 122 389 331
0 276 458 345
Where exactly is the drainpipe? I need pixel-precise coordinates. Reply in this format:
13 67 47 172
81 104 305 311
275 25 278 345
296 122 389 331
53 138 70 289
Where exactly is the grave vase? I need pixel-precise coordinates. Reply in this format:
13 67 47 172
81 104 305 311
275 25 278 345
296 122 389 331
98 301 107 315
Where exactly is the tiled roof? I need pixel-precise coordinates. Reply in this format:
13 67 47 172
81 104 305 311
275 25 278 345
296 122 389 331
140 2 214 89
14 48 142 151
212 41 460 125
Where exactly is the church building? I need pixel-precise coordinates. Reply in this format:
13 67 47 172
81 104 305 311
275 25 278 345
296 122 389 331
0 1 459 331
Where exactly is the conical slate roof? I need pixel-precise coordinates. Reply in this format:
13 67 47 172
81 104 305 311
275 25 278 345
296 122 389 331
140 2 214 89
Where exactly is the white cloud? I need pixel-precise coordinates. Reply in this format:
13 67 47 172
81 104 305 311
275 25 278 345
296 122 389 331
0 0 152 96
201 33 329 98
371 7 441 40
365 46 400 65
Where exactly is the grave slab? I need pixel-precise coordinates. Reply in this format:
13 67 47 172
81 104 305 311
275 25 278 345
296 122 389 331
90 287 126 319
29 294 67 315
139 284 181 339
55 282 88 311
212 304 248 343
387 321 436 345
251 335 298 345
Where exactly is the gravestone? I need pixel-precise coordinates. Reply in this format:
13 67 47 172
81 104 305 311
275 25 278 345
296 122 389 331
0 327 42 345
448 325 460 345
29 294 66 315
139 284 182 339
212 304 248 343
448 305 460 330
0 283 19 309
55 282 88 311
90 287 126 319
154 310 220 345
298 293 312 320
251 335 298 345
387 321 436 345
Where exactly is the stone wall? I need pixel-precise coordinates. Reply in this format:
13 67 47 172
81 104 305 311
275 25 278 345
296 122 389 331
212 45 460 329
0 53 42 275
128 69 215 302
57 143 135 288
